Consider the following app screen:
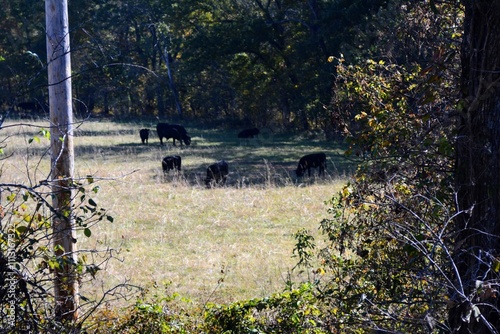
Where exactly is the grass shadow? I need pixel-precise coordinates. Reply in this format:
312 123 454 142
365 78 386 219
5 120 359 188
148 128 358 188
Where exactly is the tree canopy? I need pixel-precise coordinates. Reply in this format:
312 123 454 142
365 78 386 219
1 0 388 130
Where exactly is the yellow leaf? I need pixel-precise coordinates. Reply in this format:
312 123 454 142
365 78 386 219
315 267 325 275
342 186 352 198
493 259 500 272
354 111 368 121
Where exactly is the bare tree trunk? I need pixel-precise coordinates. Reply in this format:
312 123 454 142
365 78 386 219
149 24 183 118
46 0 79 322
451 0 500 331
163 45 183 118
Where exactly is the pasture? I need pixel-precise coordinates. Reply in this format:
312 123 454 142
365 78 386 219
1 119 354 307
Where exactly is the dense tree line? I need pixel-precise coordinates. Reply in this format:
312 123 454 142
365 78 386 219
1 0 389 130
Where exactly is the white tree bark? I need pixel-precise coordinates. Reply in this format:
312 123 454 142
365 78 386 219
45 0 79 322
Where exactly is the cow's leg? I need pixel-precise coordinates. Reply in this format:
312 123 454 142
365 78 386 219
206 170 215 187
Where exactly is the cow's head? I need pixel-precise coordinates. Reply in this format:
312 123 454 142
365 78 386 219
183 135 192 145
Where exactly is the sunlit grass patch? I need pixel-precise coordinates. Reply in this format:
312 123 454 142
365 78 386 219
1 119 351 307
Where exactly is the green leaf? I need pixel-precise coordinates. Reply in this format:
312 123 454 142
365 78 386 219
107 215 114 223
493 259 500 272
48 259 61 270
84 228 92 237
88 198 97 206
54 244 64 253
40 129 50 140
16 225 27 234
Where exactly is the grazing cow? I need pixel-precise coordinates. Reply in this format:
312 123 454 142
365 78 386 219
139 128 150 144
205 160 229 187
238 128 260 138
156 123 191 146
162 155 182 172
296 153 327 177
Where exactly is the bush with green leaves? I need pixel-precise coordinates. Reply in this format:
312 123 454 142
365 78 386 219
88 282 197 334
301 51 459 332
203 282 326 334
0 129 123 333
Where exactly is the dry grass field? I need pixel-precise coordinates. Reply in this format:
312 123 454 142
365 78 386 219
1 118 354 307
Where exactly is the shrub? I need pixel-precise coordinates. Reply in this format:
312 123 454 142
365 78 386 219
88 282 198 334
203 282 327 334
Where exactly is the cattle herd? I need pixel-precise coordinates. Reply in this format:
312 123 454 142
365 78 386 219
140 123 327 188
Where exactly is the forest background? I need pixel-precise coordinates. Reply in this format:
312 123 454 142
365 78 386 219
2 0 500 333
2 0 409 132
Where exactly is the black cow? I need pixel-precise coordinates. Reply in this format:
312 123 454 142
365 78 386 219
139 128 150 144
162 155 182 172
295 153 327 177
156 123 191 146
205 160 229 187
238 128 260 138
